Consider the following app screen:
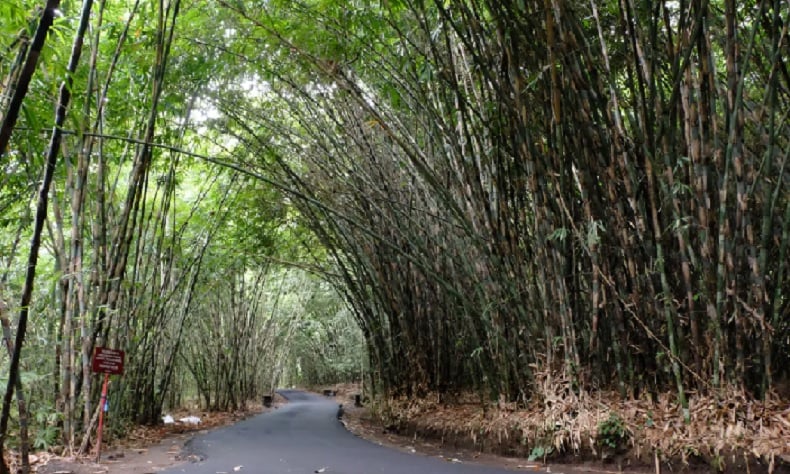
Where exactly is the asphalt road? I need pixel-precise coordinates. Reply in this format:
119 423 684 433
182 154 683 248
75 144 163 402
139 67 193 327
160 390 546 474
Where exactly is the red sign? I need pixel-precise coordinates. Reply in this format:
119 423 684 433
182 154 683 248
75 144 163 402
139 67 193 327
92 347 125 375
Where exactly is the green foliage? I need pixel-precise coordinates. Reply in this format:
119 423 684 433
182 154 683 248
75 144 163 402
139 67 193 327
527 443 554 462
0 370 49 388
277 270 367 387
32 409 61 451
597 413 629 452
0 0 788 460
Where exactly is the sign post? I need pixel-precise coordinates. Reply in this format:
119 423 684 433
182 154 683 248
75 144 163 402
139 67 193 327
91 347 124 463
95 373 110 462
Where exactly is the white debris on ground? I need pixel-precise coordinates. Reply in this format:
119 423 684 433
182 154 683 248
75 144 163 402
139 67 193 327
162 414 201 425
179 415 202 425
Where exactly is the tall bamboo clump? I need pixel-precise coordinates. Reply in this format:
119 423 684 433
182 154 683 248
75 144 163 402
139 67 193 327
223 0 788 402
0 0 286 458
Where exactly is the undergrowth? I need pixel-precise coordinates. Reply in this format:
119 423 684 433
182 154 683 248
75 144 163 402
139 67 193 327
373 377 789 472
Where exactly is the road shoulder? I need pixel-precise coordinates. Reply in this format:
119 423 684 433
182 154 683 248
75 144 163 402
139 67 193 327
36 396 287 474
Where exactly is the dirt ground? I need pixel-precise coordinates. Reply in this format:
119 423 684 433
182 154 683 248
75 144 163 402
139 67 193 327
36 433 193 474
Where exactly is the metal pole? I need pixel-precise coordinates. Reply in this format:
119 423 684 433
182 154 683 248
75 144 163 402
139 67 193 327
95 373 109 463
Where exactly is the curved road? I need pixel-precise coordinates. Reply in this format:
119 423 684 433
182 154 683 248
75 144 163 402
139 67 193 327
161 390 550 474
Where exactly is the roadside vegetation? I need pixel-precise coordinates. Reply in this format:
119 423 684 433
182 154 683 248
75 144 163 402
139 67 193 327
0 0 787 472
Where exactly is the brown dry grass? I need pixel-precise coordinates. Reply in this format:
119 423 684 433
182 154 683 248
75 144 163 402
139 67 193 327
367 378 789 472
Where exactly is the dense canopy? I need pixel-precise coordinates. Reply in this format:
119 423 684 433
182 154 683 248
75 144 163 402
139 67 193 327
0 0 787 472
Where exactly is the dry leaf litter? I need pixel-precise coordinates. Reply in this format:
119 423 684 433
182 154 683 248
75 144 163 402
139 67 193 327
371 377 789 469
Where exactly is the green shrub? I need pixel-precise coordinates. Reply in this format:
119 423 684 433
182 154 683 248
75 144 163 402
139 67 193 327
597 413 629 452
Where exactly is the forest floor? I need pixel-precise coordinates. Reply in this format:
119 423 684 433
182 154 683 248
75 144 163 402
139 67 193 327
331 383 790 474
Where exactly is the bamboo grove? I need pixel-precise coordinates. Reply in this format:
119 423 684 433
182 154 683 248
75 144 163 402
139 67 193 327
0 0 788 471
205 0 789 405
0 0 362 471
